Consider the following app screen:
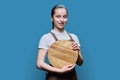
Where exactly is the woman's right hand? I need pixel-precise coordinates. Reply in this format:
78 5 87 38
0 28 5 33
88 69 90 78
37 49 76 73
57 64 75 73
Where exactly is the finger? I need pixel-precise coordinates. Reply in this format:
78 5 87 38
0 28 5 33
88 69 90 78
74 46 80 50
72 42 76 46
72 44 77 49
72 64 76 67
73 45 78 49
67 64 75 68
66 64 75 72
66 64 73 67
72 42 79 48
71 64 75 68
63 64 72 68
72 45 80 51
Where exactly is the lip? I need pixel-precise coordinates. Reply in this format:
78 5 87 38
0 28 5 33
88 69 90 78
59 23 64 26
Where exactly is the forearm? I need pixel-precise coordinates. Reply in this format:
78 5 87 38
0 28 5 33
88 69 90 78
76 50 83 66
36 49 61 73
37 61 61 73
37 49 76 73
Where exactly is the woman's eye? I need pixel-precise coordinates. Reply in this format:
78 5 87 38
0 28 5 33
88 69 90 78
63 15 67 18
56 15 60 18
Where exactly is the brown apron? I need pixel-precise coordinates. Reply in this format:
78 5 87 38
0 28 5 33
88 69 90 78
46 32 77 80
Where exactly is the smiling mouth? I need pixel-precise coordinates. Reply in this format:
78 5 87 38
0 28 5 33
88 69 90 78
59 23 64 26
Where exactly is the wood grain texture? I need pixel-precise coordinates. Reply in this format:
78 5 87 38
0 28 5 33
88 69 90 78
48 40 78 69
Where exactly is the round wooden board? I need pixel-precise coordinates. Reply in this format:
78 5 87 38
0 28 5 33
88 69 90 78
48 40 78 69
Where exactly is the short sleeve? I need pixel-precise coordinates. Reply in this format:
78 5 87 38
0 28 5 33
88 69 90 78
70 33 81 47
38 34 49 50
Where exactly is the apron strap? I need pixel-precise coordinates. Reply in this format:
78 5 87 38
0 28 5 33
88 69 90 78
67 33 74 41
50 32 58 41
50 32 74 42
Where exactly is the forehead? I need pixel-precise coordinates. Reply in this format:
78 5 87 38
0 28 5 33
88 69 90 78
54 8 67 15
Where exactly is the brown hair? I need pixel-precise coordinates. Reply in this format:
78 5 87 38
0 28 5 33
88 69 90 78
51 4 68 29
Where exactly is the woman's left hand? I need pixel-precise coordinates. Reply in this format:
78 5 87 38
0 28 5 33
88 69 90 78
72 42 83 65
72 42 80 51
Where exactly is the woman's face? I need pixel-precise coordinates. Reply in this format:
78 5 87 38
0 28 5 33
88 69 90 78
52 8 68 31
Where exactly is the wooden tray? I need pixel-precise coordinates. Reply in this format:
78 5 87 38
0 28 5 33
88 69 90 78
48 40 78 69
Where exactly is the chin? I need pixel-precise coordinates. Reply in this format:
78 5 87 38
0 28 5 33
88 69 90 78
59 27 64 30
59 25 65 28
57 27 64 31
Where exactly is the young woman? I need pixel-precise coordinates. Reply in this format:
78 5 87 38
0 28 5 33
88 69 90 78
36 4 83 80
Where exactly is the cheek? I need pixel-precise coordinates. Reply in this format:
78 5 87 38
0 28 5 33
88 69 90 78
53 18 60 22
65 18 68 22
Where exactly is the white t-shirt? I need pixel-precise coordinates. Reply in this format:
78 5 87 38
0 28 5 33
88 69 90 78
38 29 80 50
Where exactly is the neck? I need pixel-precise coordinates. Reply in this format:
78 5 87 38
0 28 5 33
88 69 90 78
53 27 64 33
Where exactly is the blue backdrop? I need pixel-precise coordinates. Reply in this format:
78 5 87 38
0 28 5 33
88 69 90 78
0 0 120 80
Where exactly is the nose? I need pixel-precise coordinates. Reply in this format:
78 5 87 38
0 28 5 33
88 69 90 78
60 17 64 22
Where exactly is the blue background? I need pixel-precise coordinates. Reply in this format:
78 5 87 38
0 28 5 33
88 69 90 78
0 0 120 80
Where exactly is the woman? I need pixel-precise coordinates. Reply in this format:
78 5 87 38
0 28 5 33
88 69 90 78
36 4 83 80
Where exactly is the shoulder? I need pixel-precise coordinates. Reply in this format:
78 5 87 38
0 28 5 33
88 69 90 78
69 33 79 39
40 32 52 40
69 32 80 46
